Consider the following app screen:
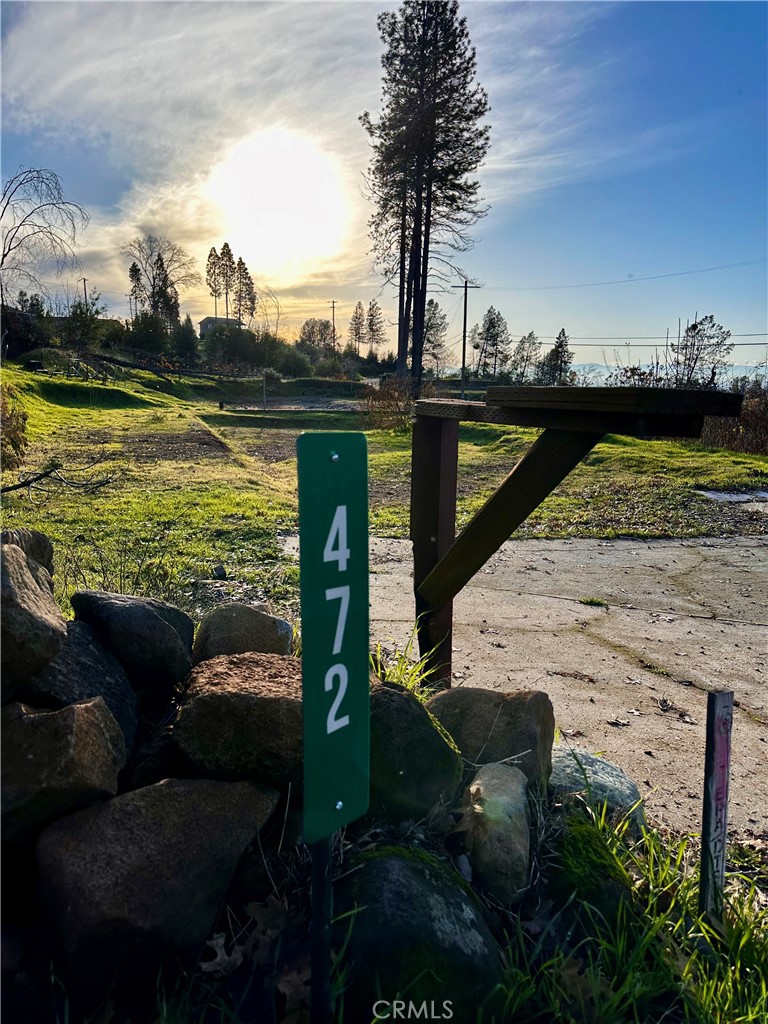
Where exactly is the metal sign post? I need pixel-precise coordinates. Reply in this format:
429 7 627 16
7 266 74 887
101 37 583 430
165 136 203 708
700 690 733 918
297 432 370 1024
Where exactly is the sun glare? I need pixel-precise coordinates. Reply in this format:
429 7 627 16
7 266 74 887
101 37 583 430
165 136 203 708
203 129 348 284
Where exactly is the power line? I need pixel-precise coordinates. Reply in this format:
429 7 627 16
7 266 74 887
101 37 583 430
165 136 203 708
566 341 767 348
502 334 766 344
482 258 767 291
559 333 766 340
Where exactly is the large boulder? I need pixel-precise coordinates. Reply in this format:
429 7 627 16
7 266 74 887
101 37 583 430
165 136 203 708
192 602 292 664
370 681 462 822
36 779 279 991
0 528 54 577
334 849 503 1022
173 652 303 787
2 698 126 844
18 621 137 750
70 591 194 690
425 687 555 788
465 763 530 906
1 544 67 696
549 747 646 831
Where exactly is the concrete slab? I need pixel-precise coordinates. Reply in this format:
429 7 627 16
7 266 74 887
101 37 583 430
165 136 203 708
284 535 767 837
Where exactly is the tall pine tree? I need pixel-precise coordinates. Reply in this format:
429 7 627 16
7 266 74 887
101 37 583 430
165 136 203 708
348 301 367 355
537 328 573 385
151 253 180 328
422 298 449 377
509 332 541 384
478 306 510 378
128 261 143 319
219 242 236 321
173 313 199 364
361 1 490 389
206 247 222 318
233 257 257 327
366 299 388 354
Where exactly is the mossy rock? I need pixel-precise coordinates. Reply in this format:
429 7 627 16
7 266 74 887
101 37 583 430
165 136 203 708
369 681 463 822
333 846 503 1022
353 843 481 906
549 814 635 929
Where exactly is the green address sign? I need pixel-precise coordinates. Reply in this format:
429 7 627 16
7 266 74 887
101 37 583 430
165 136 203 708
297 432 370 844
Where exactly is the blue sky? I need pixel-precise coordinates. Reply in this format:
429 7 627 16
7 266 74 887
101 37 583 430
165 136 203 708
2 0 766 373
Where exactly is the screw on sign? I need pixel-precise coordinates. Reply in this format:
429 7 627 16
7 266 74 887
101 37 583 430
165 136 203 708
296 432 370 1024
297 433 370 841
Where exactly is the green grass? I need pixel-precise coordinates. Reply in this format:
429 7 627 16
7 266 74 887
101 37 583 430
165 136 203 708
369 423 768 538
1 367 297 615
369 622 445 699
2 367 766 619
501 805 768 1023
202 409 365 432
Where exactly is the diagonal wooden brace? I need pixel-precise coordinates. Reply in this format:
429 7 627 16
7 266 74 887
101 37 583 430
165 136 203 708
418 426 605 618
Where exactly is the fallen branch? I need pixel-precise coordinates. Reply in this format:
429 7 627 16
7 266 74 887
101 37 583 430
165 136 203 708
1 466 59 493
1 459 121 496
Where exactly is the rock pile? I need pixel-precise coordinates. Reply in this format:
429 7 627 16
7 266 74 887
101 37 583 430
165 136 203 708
1 529 646 1023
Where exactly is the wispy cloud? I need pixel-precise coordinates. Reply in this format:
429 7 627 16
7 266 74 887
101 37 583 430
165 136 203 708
2 0 732 332
2 2 381 174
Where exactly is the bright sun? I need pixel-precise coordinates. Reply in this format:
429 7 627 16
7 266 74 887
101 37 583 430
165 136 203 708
203 128 348 284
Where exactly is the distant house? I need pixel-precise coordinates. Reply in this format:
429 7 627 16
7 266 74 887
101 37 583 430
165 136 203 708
198 316 243 338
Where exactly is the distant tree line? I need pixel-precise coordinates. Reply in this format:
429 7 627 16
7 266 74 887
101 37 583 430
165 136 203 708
0 167 747 392
412 299 577 385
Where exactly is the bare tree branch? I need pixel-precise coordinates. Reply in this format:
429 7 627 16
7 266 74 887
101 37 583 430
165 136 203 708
0 167 90 305
1 459 121 496
120 234 201 316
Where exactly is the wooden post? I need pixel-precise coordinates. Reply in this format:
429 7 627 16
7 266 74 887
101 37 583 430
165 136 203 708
418 428 603 610
410 415 459 682
700 690 733 917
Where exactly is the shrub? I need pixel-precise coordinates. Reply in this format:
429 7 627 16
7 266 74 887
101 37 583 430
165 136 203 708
366 378 436 430
365 377 414 430
0 384 29 470
279 347 313 378
700 385 768 454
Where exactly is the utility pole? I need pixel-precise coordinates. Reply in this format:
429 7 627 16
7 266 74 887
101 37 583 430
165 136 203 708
329 300 337 351
451 278 481 400
81 277 88 307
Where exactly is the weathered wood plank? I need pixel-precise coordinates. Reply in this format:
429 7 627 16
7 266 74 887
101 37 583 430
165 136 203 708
410 415 459 682
414 399 704 437
700 690 733 918
485 386 742 417
417 428 604 610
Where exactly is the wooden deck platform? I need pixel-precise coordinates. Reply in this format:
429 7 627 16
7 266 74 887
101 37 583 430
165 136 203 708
409 386 744 682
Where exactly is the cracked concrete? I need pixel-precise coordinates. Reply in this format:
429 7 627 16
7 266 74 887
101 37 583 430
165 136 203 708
363 536 767 837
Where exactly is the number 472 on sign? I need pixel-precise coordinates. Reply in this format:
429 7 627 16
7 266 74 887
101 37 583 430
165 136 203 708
296 432 370 844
